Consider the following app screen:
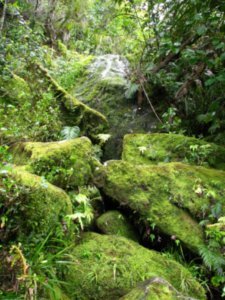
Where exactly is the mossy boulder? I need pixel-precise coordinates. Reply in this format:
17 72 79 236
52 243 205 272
122 133 225 170
120 278 198 300
94 161 225 253
96 211 138 241
0 167 72 243
12 137 94 189
65 233 206 300
69 55 156 159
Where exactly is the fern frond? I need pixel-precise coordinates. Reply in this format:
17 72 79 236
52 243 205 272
61 126 80 140
199 246 225 273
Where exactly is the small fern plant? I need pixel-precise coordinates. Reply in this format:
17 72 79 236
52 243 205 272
60 126 80 140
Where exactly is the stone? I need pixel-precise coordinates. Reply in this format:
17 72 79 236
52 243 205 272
96 210 138 241
65 233 206 300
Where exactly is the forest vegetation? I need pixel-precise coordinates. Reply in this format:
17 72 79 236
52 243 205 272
0 0 225 299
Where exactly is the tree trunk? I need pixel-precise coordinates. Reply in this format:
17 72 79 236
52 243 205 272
0 0 8 34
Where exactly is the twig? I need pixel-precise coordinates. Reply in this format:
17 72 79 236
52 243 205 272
151 36 199 74
139 80 162 123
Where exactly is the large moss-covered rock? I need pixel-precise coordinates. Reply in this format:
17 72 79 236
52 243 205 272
120 278 198 300
94 161 225 253
0 167 72 243
70 55 156 159
12 137 94 189
122 133 225 170
65 233 206 300
96 211 138 241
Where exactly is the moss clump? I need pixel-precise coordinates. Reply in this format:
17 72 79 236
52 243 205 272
94 161 225 253
120 278 195 300
0 167 72 243
36 63 108 137
122 133 225 170
65 233 206 300
13 137 94 189
0 73 32 103
96 211 138 241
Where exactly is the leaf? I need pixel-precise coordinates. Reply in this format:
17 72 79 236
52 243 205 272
97 134 111 143
125 83 139 99
197 25 207 36
61 126 80 140
138 146 147 154
75 194 88 204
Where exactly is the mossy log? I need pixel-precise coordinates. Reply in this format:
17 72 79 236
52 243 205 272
35 63 108 136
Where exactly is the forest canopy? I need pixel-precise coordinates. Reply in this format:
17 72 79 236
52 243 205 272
1 0 225 142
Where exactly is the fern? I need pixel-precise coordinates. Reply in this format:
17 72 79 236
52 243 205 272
66 193 94 231
125 82 139 99
61 126 80 140
199 246 225 274
97 133 111 144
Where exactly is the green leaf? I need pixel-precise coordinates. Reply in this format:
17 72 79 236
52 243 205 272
97 134 111 143
205 78 216 86
61 126 80 140
197 25 207 36
125 83 139 99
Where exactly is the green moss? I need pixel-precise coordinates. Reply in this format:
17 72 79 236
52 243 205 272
35 63 108 136
94 161 225 253
0 73 32 103
65 233 206 300
0 167 72 243
96 211 138 241
120 278 194 300
12 137 94 189
122 133 225 170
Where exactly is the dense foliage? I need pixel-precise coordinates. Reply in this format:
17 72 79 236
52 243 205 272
0 0 225 299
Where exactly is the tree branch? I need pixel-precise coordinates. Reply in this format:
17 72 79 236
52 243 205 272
151 36 199 74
